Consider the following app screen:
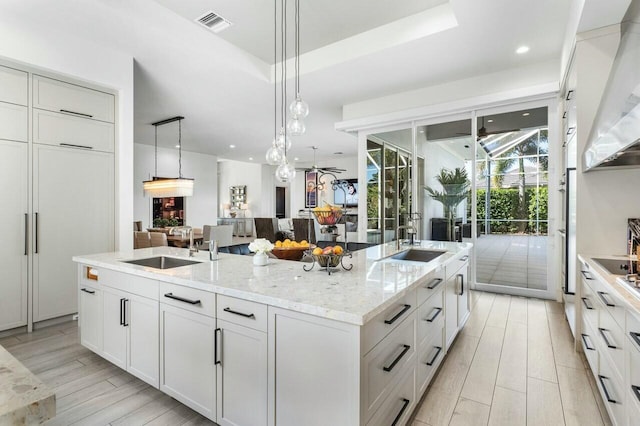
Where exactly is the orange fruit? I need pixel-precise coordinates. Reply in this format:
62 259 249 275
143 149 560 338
312 247 323 256
333 246 343 255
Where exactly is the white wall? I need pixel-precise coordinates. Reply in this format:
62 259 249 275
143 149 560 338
0 13 135 250
135 144 218 229
217 160 263 217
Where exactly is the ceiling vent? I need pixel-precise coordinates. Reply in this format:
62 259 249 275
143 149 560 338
195 11 232 33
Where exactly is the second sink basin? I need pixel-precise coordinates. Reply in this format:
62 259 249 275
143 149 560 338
390 249 446 263
122 256 201 269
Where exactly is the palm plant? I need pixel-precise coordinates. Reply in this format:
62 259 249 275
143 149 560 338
425 167 470 241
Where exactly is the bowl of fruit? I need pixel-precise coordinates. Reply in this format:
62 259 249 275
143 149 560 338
272 239 311 261
311 245 344 267
312 203 343 225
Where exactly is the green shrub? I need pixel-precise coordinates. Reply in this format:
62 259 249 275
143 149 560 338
474 187 548 234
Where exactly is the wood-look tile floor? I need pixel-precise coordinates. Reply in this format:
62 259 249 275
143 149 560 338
0 291 609 426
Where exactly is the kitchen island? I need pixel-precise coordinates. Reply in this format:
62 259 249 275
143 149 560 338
73 240 471 426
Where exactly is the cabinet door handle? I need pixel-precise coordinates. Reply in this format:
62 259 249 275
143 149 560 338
580 333 595 351
426 278 443 289
458 274 464 296
598 328 617 349
223 307 255 319
383 344 411 372
59 143 93 150
164 293 201 305
581 270 593 280
597 375 617 403
24 213 28 255
384 304 411 325
459 255 469 262
214 328 221 365
426 346 443 366
119 298 125 326
632 385 640 403
597 291 615 307
581 297 594 310
60 109 93 118
34 212 39 254
425 307 442 323
391 398 410 426
81 288 95 295
630 332 640 349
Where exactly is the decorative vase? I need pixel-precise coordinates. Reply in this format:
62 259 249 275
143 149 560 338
253 252 268 266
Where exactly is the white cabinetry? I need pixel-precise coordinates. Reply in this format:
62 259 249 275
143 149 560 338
445 252 470 348
78 282 102 354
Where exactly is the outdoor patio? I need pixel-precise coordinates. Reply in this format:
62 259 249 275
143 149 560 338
471 234 548 290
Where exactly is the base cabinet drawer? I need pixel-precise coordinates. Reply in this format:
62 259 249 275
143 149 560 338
581 279 599 330
599 308 625 381
417 289 444 348
416 269 445 306
416 324 444 397
160 282 215 317
363 290 416 355
367 367 415 426
598 356 625 426
217 294 267 332
580 315 598 373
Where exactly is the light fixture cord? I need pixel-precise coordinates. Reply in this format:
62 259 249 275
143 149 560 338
274 0 277 142
154 124 158 176
178 119 183 178
295 0 300 95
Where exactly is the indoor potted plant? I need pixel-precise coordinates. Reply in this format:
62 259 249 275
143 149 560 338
248 238 275 266
425 167 470 241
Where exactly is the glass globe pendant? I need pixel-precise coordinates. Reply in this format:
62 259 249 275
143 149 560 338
289 95 309 118
275 159 296 183
287 116 306 136
274 128 292 151
265 142 284 166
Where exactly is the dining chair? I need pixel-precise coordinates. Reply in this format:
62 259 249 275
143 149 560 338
254 218 278 242
133 220 143 232
149 232 168 247
203 224 234 247
134 231 151 249
292 218 316 243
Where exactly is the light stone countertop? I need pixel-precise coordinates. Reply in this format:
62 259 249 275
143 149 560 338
578 254 640 313
0 344 55 424
73 240 472 326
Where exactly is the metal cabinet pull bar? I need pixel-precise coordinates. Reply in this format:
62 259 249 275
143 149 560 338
598 328 617 349
164 293 201 305
426 278 443 289
223 307 255 319
632 385 640 403
630 332 640 348
34 212 39 254
597 291 615 307
80 288 95 295
123 299 129 327
580 333 595 351
214 328 221 365
383 344 411 372
581 297 594 310
384 304 411 325
598 375 617 403
391 398 410 426
425 307 442 323
119 298 124 326
60 109 93 118
24 213 28 255
459 255 469 261
458 273 465 296
581 270 593 280
426 346 443 366
59 143 93 150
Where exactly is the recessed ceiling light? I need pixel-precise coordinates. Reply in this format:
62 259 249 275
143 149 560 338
175 144 181 148
294 157 299 161
249 157 253 161
516 45 530 54
487 119 494 123
229 144 236 149
522 112 530 116
419 130 425 133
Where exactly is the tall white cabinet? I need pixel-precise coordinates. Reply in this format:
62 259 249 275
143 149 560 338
0 60 116 331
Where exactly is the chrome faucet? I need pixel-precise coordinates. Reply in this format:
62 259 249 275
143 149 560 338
171 226 198 257
396 224 417 250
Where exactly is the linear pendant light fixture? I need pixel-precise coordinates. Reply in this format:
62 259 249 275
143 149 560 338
143 116 194 197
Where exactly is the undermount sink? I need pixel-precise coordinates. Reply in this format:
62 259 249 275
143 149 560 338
122 256 201 269
389 249 446 263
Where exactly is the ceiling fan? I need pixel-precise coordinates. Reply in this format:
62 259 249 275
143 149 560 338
476 116 520 140
296 146 346 174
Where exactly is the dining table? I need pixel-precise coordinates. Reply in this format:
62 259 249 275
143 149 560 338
166 232 204 248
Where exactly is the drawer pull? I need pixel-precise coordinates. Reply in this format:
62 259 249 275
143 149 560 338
459 255 469 262
426 346 443 366
383 344 411 372
391 398 410 426
597 375 617 403
598 328 617 349
425 307 442 323
632 385 640 403
581 297 594 310
60 109 93 118
581 270 593 280
164 293 201 305
80 288 95 294
597 291 615 307
580 333 595 351
384 304 411 325
458 273 464 296
426 278 443 289
223 307 255 319
214 328 221 365
630 331 640 348
59 143 93 150
119 298 125 326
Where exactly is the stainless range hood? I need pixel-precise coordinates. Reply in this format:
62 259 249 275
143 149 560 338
584 0 640 171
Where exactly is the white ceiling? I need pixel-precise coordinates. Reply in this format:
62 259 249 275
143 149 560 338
1 0 620 164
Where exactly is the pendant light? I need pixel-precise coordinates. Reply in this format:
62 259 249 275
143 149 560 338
143 116 194 197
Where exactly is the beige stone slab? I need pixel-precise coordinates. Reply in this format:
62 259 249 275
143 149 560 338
528 299 557 383
449 397 490 426
53 363 121 398
460 326 505 405
485 295 511 329
461 293 495 338
110 390 180 425
496 321 527 393
557 365 605 426
527 377 564 426
508 297 528 324
547 313 584 370
71 386 162 426
144 402 201 426
487 386 526 426
56 379 116 413
430 334 479 395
